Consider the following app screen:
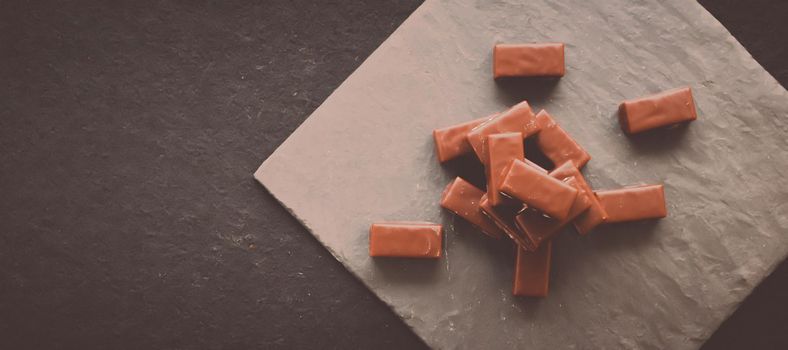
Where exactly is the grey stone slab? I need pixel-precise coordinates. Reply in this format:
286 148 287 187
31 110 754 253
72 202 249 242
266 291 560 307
255 0 788 348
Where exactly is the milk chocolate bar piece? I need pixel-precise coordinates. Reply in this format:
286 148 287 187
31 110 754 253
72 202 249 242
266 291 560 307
493 43 565 78
618 87 698 134
550 161 609 235
535 110 591 169
499 159 579 220
440 177 505 239
512 240 552 297
479 194 534 251
369 222 442 258
486 132 525 206
433 115 496 163
466 101 539 164
596 185 667 223
514 177 591 248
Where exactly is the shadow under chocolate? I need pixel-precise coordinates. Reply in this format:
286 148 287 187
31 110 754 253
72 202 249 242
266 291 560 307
587 219 663 252
371 256 442 285
621 118 692 156
493 77 561 107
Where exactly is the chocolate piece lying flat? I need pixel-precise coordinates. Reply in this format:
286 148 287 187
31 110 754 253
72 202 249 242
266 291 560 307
499 159 578 220
433 115 495 163
514 177 592 248
535 110 591 169
369 222 442 258
550 162 609 235
479 194 533 251
440 177 505 239
619 87 697 134
512 240 552 297
486 132 524 206
596 185 667 223
493 43 565 79
466 101 539 164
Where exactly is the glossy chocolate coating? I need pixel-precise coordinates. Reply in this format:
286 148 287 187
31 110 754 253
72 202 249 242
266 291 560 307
440 177 505 239
466 101 538 164
479 194 533 251
550 161 609 235
493 43 565 78
512 240 552 297
433 115 494 163
369 222 442 258
499 159 578 220
596 185 667 223
486 132 525 206
514 177 591 248
619 87 697 134
535 110 590 169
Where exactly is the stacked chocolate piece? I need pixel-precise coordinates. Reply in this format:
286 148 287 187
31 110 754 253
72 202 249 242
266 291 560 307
436 100 667 297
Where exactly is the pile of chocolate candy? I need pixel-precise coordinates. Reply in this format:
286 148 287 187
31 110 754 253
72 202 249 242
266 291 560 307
370 43 697 297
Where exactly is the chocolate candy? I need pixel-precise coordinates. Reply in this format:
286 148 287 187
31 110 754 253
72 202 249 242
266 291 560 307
514 176 591 248
493 43 565 79
433 115 496 163
479 194 532 251
512 240 552 297
440 177 505 239
618 87 697 134
535 110 590 169
486 132 525 206
549 161 608 235
499 159 579 220
369 222 442 258
596 185 667 223
466 101 539 164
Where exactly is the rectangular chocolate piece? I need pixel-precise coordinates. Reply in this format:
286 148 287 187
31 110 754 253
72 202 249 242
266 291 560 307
550 161 609 235
440 177 505 239
514 177 591 248
493 43 565 79
479 194 533 251
619 86 697 134
512 240 552 297
596 185 667 223
369 222 442 258
499 159 578 220
535 110 591 169
486 132 525 206
466 101 539 164
433 115 495 163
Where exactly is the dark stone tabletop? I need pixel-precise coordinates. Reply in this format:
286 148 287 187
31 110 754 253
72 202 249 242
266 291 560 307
1 1 785 349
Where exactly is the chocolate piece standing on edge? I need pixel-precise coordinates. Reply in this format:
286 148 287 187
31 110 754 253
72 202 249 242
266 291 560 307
596 185 667 223
479 194 534 251
550 161 609 235
440 177 505 239
433 115 496 163
486 132 525 206
493 43 565 79
535 110 591 169
499 159 579 220
369 222 442 258
466 101 539 164
513 240 552 297
619 87 697 134
514 176 592 248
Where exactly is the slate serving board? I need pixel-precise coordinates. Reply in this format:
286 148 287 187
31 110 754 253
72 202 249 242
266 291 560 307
255 0 788 348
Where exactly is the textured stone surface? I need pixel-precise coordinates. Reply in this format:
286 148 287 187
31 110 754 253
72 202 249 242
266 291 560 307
257 0 788 349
